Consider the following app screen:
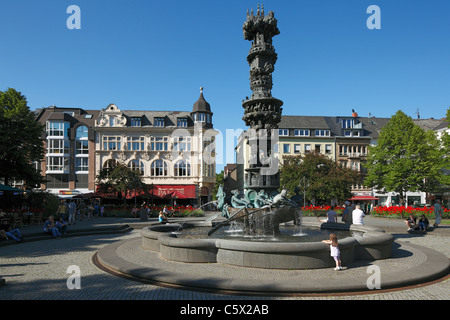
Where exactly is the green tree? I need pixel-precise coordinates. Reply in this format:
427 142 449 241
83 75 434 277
280 152 359 205
0 88 45 188
364 110 446 205
212 170 224 200
96 162 149 205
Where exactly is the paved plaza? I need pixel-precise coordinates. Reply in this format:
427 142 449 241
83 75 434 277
0 214 449 301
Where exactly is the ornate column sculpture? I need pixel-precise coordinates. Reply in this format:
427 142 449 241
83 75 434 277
242 5 283 194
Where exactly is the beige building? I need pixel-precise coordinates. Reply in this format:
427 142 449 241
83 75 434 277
235 112 386 199
94 89 218 205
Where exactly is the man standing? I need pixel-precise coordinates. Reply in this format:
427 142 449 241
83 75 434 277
433 199 443 228
68 200 77 225
352 204 365 225
341 201 353 225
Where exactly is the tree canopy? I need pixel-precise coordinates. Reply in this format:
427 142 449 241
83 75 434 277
280 152 359 205
96 162 153 204
0 88 45 188
364 110 447 204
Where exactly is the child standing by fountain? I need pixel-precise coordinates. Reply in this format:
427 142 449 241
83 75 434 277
322 233 342 270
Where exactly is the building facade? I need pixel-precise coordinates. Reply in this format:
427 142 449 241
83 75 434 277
35 89 217 204
35 106 99 198
236 111 447 206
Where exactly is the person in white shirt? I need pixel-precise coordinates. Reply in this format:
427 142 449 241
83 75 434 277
352 204 365 225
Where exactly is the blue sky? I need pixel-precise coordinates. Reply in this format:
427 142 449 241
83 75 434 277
1 0 450 169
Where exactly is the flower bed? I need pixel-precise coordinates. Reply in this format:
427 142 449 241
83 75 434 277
148 205 204 217
300 205 344 217
371 205 450 219
104 204 203 218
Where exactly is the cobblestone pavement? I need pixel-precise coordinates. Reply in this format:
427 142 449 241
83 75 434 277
0 216 448 301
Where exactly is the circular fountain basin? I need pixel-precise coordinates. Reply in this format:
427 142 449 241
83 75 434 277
140 221 394 270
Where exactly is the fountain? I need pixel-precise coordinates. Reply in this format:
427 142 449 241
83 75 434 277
94 7 449 294
139 6 394 270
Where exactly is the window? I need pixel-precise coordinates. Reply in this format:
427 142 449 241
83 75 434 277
203 162 214 177
325 144 332 154
279 129 289 136
48 139 69 154
47 156 69 172
315 129 330 137
103 159 118 170
150 137 168 151
341 119 354 129
154 117 165 127
294 129 310 136
315 144 321 153
103 136 122 151
109 116 115 127
203 136 215 153
127 137 145 151
174 159 191 176
177 118 188 127
151 160 168 176
76 140 89 155
76 157 89 172
304 144 311 153
283 144 290 154
47 121 69 137
128 159 144 175
76 126 88 139
340 145 348 155
173 136 191 151
194 113 206 122
353 131 360 137
130 117 141 127
344 131 351 137
294 144 301 154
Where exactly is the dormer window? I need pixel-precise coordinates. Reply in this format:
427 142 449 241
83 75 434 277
341 118 355 129
294 129 310 136
315 129 330 137
130 117 141 127
279 129 289 136
109 116 115 127
154 117 165 127
177 118 188 127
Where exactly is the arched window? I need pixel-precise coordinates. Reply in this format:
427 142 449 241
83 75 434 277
103 159 118 170
174 159 190 177
76 125 88 139
128 159 144 175
76 126 89 156
151 160 168 176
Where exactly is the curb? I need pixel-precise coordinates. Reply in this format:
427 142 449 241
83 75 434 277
94 238 450 295
0 224 133 247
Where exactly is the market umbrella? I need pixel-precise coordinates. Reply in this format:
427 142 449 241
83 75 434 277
0 184 23 192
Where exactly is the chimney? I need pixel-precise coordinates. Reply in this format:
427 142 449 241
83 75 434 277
352 109 358 117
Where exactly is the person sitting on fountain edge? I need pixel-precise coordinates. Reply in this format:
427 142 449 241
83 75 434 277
159 211 169 224
318 205 338 223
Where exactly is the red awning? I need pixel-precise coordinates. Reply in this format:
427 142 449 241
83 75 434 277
156 185 196 199
349 196 379 201
95 185 196 199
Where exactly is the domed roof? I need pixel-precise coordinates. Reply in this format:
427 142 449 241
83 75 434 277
192 87 212 113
